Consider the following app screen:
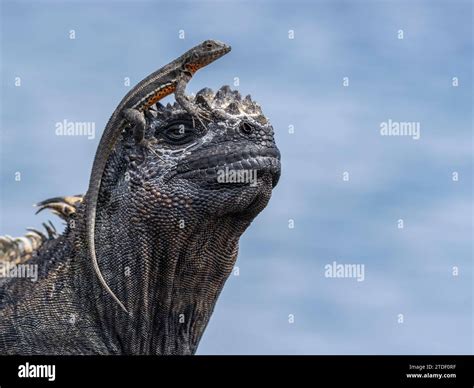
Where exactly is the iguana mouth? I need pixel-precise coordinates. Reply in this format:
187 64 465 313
176 147 281 187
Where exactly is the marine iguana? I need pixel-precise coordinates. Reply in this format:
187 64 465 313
0 85 281 355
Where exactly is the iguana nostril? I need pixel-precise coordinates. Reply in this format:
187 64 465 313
239 122 253 135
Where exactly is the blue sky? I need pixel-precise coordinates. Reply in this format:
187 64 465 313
1 0 472 354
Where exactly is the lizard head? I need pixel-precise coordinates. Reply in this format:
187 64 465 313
183 39 231 74
115 86 280 230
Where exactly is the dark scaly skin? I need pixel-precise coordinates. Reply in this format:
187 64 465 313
0 87 280 355
87 40 231 313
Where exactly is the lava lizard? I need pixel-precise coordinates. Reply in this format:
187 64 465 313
86 39 231 314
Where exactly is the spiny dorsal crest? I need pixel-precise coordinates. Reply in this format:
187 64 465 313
0 222 55 264
0 195 83 264
35 195 83 221
150 85 268 125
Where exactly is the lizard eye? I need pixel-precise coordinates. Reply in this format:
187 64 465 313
206 42 214 49
161 122 196 145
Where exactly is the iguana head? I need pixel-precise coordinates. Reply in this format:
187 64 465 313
117 85 280 226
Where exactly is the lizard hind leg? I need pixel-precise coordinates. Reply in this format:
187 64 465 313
122 108 147 143
123 108 160 164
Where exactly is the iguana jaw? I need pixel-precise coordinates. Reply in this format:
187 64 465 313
176 150 281 187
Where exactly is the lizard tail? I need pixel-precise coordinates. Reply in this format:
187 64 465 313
86 115 130 315
86 185 129 315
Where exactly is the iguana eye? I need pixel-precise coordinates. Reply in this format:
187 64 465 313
161 122 196 145
239 122 254 135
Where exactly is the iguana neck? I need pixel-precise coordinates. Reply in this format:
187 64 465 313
85 200 250 354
